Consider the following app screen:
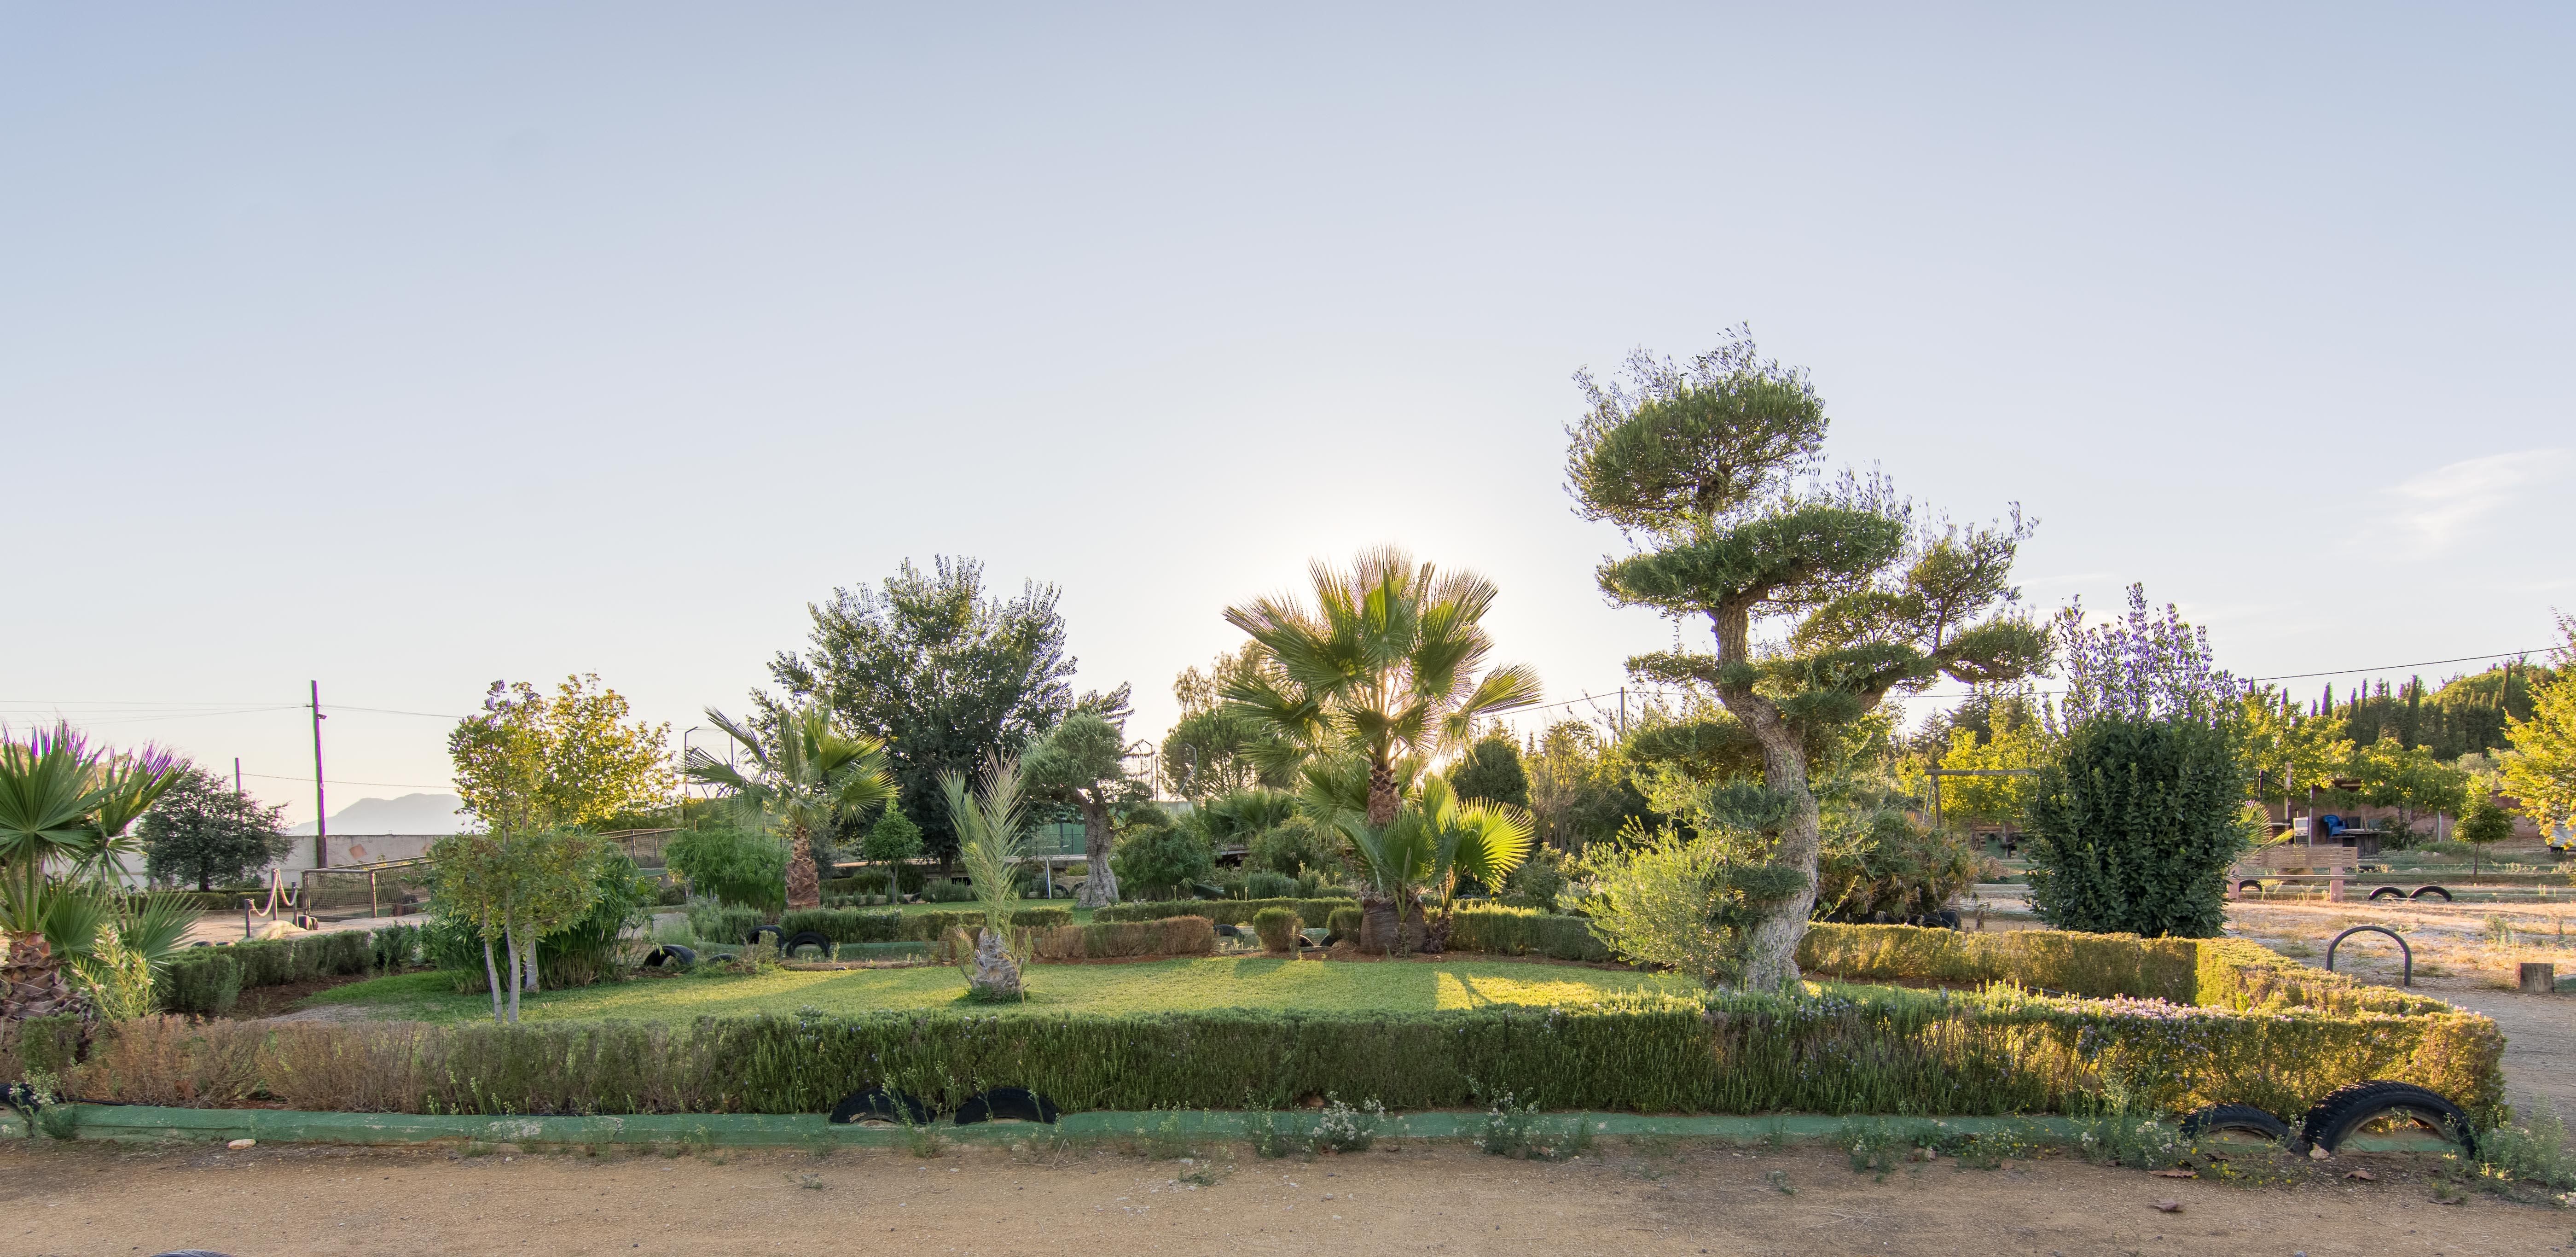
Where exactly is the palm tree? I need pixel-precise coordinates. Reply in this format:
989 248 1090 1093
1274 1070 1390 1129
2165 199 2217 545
683 705 895 911
0 724 182 1028
1222 547 1543 827
1337 776 1534 953
941 753 1032 999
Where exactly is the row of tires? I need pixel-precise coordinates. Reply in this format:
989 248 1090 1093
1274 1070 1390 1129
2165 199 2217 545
2184 1081 2476 1156
830 1086 1061 1127
2236 880 2454 901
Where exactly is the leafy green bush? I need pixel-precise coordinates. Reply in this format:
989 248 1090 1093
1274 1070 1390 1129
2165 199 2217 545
922 879 975 903
227 929 376 987
1244 871 1297 900
1095 896 1357 927
2025 717 2251 937
666 826 787 913
153 950 242 1016
778 907 905 943
1444 906 1609 962
1250 907 1301 952
1812 811 1980 923
1327 905 1362 938
1111 824 1214 901
429 851 652 990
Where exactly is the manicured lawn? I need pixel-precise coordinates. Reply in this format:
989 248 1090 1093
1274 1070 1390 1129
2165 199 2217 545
303 955 1699 1025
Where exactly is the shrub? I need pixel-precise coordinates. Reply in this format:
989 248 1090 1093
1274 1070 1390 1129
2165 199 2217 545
1444 906 1608 962
922 879 976 903
1027 917 1217 961
1095 896 1357 927
1250 907 1302 952
686 902 770 945
1245 870 1296 900
1812 811 1980 923
1327 905 1362 938
154 950 242 1016
666 826 788 913
1111 824 1214 901
2026 718 2250 938
779 907 906 943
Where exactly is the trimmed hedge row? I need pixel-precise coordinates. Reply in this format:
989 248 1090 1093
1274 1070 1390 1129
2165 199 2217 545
1026 917 1217 961
1794 924 2454 1017
45 979 2502 1127
1444 906 1611 962
151 930 385 1015
688 903 1077 945
1095 896 1356 926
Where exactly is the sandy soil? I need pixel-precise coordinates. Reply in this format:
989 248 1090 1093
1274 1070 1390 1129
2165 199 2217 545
7 1137 2570 1257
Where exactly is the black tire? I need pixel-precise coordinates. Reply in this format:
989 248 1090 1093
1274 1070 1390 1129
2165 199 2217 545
829 1088 933 1126
2238 880 2264 893
2178 1104 2291 1143
2297 1081 2476 1156
643 944 696 969
2368 886 2407 901
952 1086 1060 1125
784 931 833 960
2410 886 2453 902
1213 923 1244 938
746 924 784 947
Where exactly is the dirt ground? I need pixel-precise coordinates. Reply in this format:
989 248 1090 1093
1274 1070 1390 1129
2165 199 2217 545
6 1137 2571 1257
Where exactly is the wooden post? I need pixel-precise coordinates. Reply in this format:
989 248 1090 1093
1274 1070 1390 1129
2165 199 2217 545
2521 962 2556 995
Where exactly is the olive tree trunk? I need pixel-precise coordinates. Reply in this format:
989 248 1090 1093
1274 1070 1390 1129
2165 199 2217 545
480 937 504 1024
1074 791 1118 907
1712 602 1820 991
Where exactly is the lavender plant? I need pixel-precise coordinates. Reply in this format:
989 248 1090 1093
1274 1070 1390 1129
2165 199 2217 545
2054 584 2241 728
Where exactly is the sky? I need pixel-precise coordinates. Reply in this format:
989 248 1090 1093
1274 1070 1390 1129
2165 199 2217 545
6 4 2570 829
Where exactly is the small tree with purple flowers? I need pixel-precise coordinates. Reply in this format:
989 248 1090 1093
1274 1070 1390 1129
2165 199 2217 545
2025 586 2253 937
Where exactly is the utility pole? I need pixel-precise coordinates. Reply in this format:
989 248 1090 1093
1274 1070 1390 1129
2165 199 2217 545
310 680 329 869
1619 687 1628 737
234 757 243 797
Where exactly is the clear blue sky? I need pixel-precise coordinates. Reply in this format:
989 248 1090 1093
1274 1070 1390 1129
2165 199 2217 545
8 5 2569 827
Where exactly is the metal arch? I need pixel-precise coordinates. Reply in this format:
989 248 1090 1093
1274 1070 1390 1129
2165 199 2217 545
2326 925 2413 987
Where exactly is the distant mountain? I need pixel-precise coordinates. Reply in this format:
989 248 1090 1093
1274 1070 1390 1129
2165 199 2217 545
287 792 466 836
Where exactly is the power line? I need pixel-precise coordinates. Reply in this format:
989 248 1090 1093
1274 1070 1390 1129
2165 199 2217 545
238 769 453 791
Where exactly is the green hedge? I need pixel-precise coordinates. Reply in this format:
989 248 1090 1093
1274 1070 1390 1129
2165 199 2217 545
48 980 2502 1127
155 951 244 1016
1028 918 1217 961
1444 907 1610 962
694 905 1076 946
1096 896 1355 926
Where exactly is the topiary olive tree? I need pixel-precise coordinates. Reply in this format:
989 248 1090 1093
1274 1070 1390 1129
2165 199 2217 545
1566 330 2046 987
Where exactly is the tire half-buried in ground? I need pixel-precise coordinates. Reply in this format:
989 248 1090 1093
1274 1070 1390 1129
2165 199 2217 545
2297 1080 2476 1156
784 930 833 960
745 924 784 947
642 944 696 968
952 1087 1060 1125
2178 1104 2291 1143
830 1088 934 1126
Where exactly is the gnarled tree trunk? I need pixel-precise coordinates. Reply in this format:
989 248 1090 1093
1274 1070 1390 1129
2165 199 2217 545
1074 792 1118 907
964 927 1022 1000
1712 600 1820 991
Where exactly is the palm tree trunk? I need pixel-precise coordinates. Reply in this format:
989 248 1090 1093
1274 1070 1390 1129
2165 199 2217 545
786 821 823 911
1366 752 1398 827
2 932 94 1028
480 936 503 1024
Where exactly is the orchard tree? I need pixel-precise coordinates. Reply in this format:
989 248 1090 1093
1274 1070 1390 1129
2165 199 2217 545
2502 615 2576 841
1449 734 1532 810
1566 331 2046 987
1024 711 1146 906
139 767 293 890
448 674 673 833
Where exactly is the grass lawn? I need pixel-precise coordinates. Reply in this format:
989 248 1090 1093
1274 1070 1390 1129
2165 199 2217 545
303 955 1700 1025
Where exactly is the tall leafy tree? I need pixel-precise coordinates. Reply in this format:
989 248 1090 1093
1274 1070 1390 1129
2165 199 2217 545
1449 733 1532 810
1566 331 2046 987
138 767 293 890
1162 646 1300 798
2502 615 2576 841
447 674 673 833
1023 711 1145 906
768 557 1120 860
685 705 896 910
1221 547 1543 827
1521 720 1655 851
